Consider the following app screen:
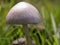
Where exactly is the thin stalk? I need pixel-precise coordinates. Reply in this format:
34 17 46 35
23 24 32 45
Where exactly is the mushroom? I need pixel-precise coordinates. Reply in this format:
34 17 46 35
13 38 26 45
6 2 41 45
12 38 36 45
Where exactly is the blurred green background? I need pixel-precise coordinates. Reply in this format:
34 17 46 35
0 0 60 45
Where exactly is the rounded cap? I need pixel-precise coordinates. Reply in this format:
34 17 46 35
6 2 41 24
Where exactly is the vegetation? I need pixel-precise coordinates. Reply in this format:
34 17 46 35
0 0 60 45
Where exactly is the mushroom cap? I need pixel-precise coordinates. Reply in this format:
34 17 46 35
6 2 41 24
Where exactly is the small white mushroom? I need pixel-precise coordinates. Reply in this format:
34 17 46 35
13 38 36 45
6 2 41 45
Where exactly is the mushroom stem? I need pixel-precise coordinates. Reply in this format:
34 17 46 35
23 24 32 45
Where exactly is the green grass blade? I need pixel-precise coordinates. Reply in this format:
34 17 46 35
50 13 59 38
